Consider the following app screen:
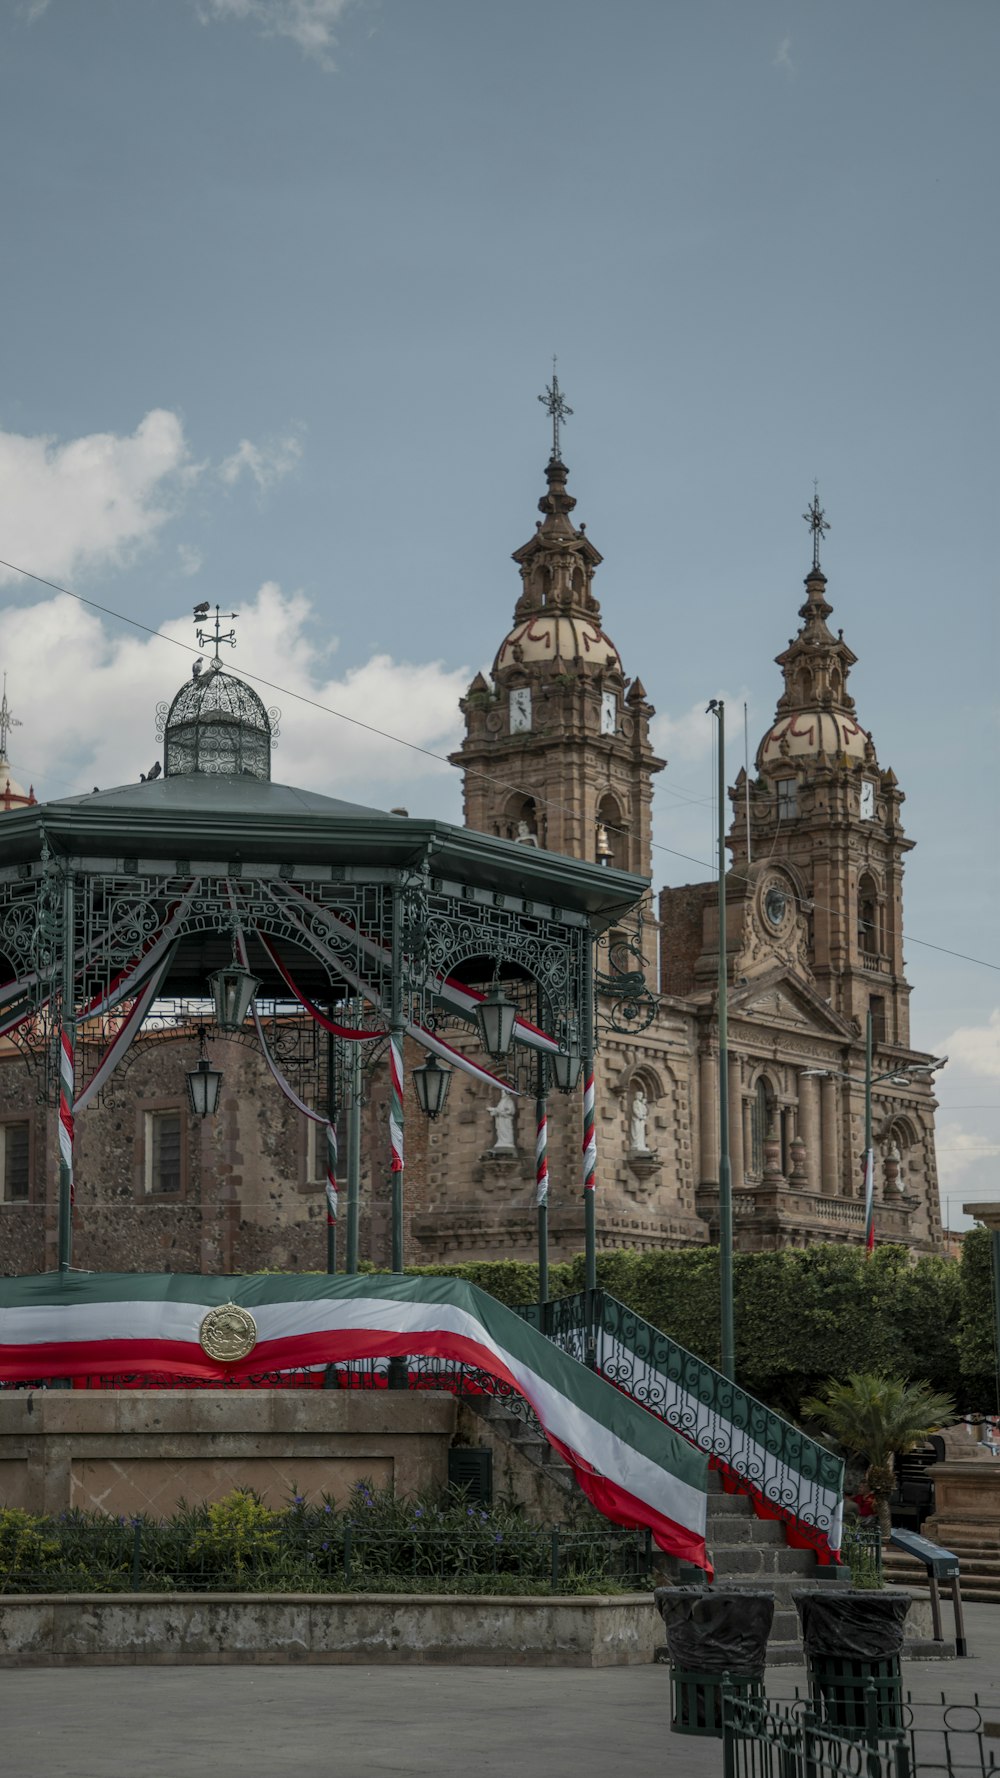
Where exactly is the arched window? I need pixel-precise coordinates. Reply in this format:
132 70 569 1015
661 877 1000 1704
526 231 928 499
506 794 540 846
750 1077 775 1176
858 873 880 957
597 793 628 869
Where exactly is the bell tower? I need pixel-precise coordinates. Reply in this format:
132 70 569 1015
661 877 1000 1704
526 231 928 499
730 495 913 1046
450 372 664 875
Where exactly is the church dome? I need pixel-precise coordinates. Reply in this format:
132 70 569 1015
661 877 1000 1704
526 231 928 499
0 759 35 811
158 664 276 781
758 709 870 771
494 613 622 676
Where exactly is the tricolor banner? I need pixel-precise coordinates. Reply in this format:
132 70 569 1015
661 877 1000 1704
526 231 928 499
0 1271 710 1571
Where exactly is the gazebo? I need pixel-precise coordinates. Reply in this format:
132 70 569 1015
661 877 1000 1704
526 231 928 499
0 629 647 1284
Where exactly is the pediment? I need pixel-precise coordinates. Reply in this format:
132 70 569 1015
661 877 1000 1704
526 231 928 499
728 967 855 1040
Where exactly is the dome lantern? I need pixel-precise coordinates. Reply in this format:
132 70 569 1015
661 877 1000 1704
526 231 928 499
156 607 278 782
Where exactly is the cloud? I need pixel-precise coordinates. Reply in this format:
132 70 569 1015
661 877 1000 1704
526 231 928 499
652 690 753 766
219 431 303 492
177 544 204 578
0 581 468 809
0 410 192 589
939 1008 1000 1082
194 0 356 68
774 36 795 77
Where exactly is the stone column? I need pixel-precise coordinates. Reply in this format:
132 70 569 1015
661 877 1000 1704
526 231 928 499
742 1097 753 1177
798 1073 821 1193
728 1057 744 1187
699 1050 719 1183
820 1075 840 1195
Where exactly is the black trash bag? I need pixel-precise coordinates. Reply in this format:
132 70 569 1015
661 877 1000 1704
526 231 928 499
794 1590 911 1661
654 1587 775 1679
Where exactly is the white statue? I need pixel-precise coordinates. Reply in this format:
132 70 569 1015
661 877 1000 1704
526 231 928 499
630 1086 650 1153
488 1090 517 1152
514 818 539 846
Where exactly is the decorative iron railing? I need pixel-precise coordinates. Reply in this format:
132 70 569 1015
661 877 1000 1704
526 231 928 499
723 1689 999 1777
518 1291 844 1560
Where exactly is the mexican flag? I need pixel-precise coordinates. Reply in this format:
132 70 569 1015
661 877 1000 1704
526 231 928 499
0 1271 710 1573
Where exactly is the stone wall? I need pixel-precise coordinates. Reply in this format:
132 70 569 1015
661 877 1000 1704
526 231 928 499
0 1390 457 1517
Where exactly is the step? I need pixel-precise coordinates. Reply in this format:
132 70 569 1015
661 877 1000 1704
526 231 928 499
709 1543 820 1578
706 1513 788 1546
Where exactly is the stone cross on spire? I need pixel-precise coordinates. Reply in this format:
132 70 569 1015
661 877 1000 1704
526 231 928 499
802 483 830 571
537 357 573 462
0 674 21 759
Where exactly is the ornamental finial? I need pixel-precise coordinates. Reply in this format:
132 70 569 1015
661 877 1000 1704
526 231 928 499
803 482 830 571
193 601 239 667
0 674 22 759
537 357 573 463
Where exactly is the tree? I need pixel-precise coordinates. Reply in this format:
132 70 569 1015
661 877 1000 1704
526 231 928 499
800 1371 956 1543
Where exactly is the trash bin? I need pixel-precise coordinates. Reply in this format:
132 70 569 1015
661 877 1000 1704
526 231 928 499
794 1589 911 1737
654 1587 775 1738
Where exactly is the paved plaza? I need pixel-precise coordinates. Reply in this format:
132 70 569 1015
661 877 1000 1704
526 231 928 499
1 1603 998 1778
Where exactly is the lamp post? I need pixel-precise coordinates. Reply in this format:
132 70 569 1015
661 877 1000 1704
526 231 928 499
345 1013 363 1275
707 698 735 1382
802 1030 946 1243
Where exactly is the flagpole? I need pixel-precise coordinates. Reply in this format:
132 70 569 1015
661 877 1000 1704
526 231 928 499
864 1006 875 1253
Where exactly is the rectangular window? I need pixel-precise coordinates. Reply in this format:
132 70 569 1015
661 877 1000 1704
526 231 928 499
776 779 798 819
870 996 887 1046
145 1110 182 1194
1 1122 30 1202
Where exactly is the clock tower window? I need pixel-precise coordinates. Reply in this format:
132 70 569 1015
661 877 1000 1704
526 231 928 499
776 779 798 819
858 874 880 958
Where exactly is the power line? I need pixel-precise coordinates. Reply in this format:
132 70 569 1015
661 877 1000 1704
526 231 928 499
2 552 998 978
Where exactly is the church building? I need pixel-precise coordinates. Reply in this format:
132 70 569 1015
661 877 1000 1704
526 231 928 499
0 410 944 1267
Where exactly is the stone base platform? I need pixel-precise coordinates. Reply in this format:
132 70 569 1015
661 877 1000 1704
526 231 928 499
0 1390 457 1517
0 1592 660 1668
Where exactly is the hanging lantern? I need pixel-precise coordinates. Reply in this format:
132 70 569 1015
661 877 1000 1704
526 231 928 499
186 1055 223 1118
412 1052 452 1119
551 1036 583 1093
474 982 518 1059
208 961 260 1031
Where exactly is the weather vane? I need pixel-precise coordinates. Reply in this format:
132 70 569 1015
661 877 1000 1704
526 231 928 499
0 674 21 759
192 601 239 667
803 482 830 570
538 356 573 462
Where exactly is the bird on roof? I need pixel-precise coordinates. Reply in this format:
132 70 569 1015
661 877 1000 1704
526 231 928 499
193 600 211 617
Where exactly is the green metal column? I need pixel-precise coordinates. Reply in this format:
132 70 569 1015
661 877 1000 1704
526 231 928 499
863 1005 874 1251
387 885 407 1386
582 935 597 1368
346 1003 362 1275
325 1029 337 1276
536 1087 549 1311
711 700 735 1382
57 866 75 1274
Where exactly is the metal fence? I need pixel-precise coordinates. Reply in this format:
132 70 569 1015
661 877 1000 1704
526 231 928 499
723 1690 999 1778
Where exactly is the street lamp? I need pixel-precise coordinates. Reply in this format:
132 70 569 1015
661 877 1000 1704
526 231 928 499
551 1035 583 1093
412 1052 452 1119
186 1030 223 1117
802 1025 947 1245
474 982 518 1059
208 960 260 1031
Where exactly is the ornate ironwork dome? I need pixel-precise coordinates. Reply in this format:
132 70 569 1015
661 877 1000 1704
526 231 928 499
157 665 279 781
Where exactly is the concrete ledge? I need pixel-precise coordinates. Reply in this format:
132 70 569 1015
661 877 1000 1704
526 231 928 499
0 1592 659 1668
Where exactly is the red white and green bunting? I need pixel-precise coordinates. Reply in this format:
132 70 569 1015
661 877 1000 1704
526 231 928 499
0 1271 710 1572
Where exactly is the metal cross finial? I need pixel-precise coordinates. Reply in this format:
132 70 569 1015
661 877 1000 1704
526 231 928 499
803 482 830 570
193 602 239 665
538 356 573 462
0 674 22 759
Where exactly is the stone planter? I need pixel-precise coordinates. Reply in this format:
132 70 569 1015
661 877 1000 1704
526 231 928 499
654 1586 774 1739
794 1589 911 1737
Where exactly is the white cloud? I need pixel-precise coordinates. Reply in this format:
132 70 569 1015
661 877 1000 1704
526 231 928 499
652 690 753 766
219 432 303 492
177 544 205 578
0 582 467 808
194 0 356 68
939 1008 1000 1082
774 36 795 77
0 410 192 588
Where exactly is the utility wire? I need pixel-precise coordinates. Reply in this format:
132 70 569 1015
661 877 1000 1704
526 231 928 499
2 553 998 977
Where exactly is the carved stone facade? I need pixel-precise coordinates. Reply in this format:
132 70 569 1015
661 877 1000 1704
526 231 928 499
0 457 943 1271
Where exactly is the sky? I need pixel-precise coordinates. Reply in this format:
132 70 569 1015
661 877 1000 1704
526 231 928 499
0 0 997 1224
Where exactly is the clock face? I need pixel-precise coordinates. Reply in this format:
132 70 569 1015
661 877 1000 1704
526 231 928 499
600 690 616 736
860 779 875 820
509 687 532 733
764 886 788 928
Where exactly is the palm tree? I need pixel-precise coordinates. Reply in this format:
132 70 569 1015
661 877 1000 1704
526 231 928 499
801 1371 955 1544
